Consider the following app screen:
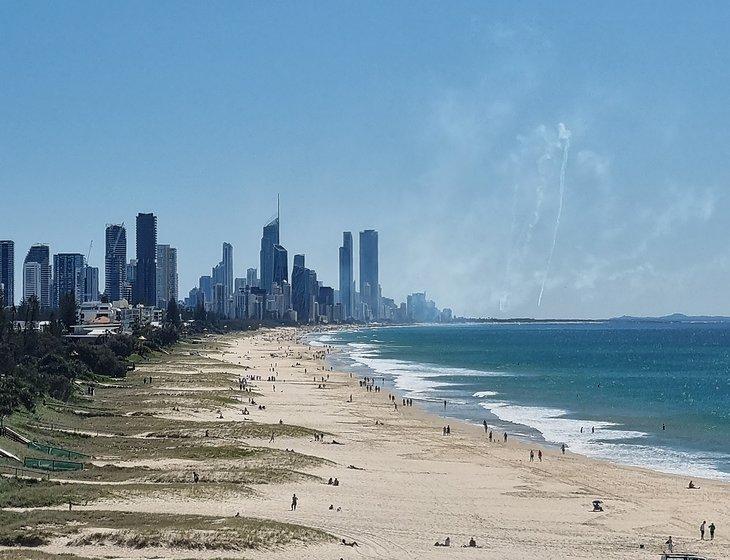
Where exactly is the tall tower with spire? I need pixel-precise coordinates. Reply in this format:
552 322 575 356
259 196 280 294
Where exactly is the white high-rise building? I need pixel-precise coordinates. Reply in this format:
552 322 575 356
23 262 42 303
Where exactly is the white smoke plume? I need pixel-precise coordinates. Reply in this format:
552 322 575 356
537 122 571 307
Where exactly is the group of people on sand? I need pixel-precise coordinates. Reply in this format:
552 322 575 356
442 425 452 435
434 536 481 548
359 376 382 392
484 429 508 443
664 521 717 553
327 477 340 486
529 449 543 462
699 520 716 541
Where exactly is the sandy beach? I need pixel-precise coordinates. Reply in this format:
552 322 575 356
5 327 728 560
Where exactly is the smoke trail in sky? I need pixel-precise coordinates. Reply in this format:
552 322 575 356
537 123 571 308
499 181 522 312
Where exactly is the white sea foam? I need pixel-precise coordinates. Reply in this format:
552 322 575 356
473 391 499 398
314 333 730 480
480 400 730 480
344 344 511 399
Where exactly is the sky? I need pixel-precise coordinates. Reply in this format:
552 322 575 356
2 2 730 318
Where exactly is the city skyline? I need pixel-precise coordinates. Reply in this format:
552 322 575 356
2 193 441 325
4 5 730 317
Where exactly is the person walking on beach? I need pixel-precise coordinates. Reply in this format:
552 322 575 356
700 520 706 540
538 450 542 462
709 522 715 540
483 420 488 433
665 536 673 552
489 430 493 442
504 432 508 443
561 443 566 455
270 431 275 443
291 494 298 511
529 450 534 462
446 425 451 435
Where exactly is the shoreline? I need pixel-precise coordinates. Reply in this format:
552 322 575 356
5 326 727 560
307 324 730 482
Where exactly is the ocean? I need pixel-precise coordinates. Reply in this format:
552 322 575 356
309 322 730 480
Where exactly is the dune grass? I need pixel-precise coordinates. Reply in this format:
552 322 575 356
0 510 334 551
0 478 105 509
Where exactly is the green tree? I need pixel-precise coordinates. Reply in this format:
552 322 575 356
193 301 207 322
59 291 78 332
165 299 182 331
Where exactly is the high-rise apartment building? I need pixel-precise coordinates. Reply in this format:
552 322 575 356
156 244 178 308
23 262 42 303
24 244 51 308
134 213 157 306
84 266 99 302
259 217 279 294
199 275 213 304
273 244 288 287
339 232 353 319
53 252 86 306
104 224 127 302
246 268 258 288
0 240 14 306
222 242 233 299
359 230 379 320
292 254 307 322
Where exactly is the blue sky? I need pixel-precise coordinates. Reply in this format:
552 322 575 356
2 2 730 317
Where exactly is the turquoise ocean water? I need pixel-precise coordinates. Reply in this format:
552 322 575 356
310 322 730 479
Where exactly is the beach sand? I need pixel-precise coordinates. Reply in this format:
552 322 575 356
22 327 730 559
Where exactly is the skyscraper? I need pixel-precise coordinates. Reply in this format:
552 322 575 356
359 230 379 320
222 242 233 299
199 275 213 303
0 240 14 306
23 262 42 303
53 253 86 306
134 213 157 306
339 232 353 319
272 244 288 287
24 244 51 308
306 268 319 322
156 244 178 308
246 268 258 288
259 216 279 294
292 254 307 321
292 253 318 324
83 266 99 302
105 224 127 302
